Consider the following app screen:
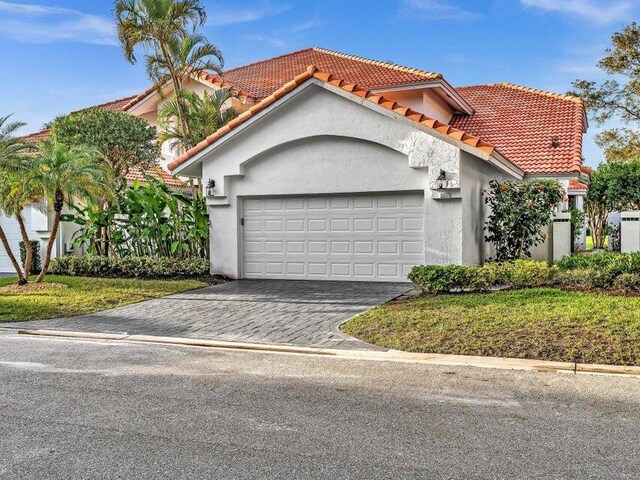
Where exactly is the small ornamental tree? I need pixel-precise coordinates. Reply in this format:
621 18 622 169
50 108 159 188
586 160 640 249
484 179 564 261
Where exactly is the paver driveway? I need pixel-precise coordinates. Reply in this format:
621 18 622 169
3 280 412 350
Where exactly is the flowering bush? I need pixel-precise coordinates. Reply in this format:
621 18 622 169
484 179 564 261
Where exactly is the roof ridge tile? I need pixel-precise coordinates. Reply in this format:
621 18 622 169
312 47 442 81
491 82 584 104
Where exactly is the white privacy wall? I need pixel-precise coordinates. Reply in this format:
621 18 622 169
197 82 517 278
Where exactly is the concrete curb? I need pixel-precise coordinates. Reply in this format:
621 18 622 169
3 327 640 378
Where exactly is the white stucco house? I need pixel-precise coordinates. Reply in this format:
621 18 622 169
5 48 589 281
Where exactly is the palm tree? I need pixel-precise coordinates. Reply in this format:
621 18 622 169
114 0 221 143
0 115 35 285
27 139 112 283
146 33 223 88
159 88 238 152
1 164 44 280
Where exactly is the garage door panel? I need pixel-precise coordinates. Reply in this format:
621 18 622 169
242 192 425 282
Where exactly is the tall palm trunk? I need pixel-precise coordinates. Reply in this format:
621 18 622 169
0 225 27 285
159 42 190 145
36 190 63 283
16 213 33 278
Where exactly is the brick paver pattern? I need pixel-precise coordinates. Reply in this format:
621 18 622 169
4 280 412 350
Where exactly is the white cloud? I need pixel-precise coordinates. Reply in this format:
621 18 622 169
0 1 116 45
208 1 291 26
521 0 633 24
400 0 482 21
289 19 322 34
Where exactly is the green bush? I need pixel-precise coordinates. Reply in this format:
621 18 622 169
408 265 470 293
50 255 210 279
504 260 558 288
554 268 615 289
613 273 640 292
408 260 556 293
556 253 640 277
19 240 41 275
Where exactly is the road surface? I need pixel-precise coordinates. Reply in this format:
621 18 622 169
1 333 638 479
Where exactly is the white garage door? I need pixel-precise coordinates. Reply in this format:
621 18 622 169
242 192 425 282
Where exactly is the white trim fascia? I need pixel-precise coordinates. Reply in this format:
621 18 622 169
524 173 580 180
172 78 522 179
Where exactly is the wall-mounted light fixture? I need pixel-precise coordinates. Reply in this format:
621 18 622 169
206 179 216 197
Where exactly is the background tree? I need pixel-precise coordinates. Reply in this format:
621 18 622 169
27 139 113 283
159 88 237 152
114 0 223 143
484 179 565 261
0 115 35 285
585 160 640 249
50 108 159 188
51 108 159 255
572 22 640 162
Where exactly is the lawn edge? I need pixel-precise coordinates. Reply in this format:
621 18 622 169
3 328 640 378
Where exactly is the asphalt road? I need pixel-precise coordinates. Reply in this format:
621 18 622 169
1 334 639 479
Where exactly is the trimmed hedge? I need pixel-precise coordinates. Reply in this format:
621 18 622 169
50 255 210 279
410 253 640 294
409 260 556 294
556 252 640 275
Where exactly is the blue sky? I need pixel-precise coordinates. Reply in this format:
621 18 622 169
0 0 636 167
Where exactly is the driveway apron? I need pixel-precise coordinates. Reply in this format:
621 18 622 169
3 280 412 350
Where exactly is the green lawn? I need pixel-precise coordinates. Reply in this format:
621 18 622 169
0 275 206 323
585 235 608 250
342 288 640 366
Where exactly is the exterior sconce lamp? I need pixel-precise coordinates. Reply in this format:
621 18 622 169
206 179 216 197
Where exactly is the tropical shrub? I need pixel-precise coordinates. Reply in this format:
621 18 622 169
62 177 209 260
159 88 238 152
19 240 41 275
50 255 210 279
484 179 564 261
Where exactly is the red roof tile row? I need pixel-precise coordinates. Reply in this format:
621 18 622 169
21 47 587 177
168 66 500 172
569 179 588 191
452 83 586 174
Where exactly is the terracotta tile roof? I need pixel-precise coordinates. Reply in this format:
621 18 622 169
569 179 588 191
216 47 442 101
92 94 139 112
21 128 51 144
168 66 503 172
125 165 186 188
452 83 586 174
